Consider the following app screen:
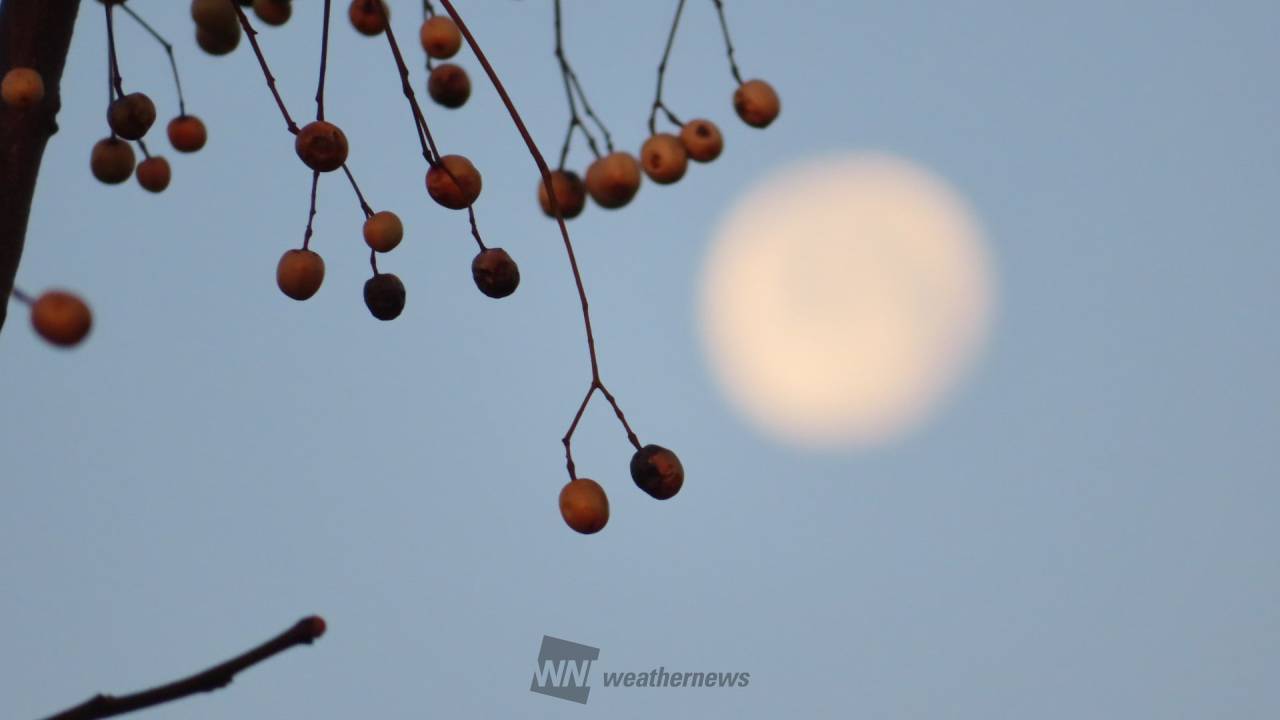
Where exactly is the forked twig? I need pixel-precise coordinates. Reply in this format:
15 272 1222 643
648 0 688 135
119 5 188 116
436 0 643 480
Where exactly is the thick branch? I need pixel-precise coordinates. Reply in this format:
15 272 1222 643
41 615 327 720
0 0 82 333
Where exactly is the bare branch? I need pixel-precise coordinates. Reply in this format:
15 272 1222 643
41 615 327 720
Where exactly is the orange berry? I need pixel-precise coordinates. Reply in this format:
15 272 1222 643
640 133 688 185
559 478 609 534
471 248 519 299
294 120 348 173
107 92 156 140
420 16 462 59
427 63 470 109
733 79 780 128
1 68 44 109
30 290 92 348
536 170 586 219
629 444 684 500
90 137 136 184
680 118 723 163
135 156 171 193
167 115 207 152
348 0 389 36
362 211 403 253
363 273 406 320
425 154 482 209
253 0 291 25
276 248 325 300
584 151 641 209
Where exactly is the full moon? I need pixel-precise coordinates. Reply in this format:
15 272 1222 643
699 153 994 448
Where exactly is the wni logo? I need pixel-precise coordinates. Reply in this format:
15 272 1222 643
530 635 600 704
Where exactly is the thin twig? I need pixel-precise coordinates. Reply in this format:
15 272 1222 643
119 4 187 116
465 207 486 251
563 384 596 479
552 0 611 167
566 71 612 153
341 164 375 218
10 286 34 305
378 6 440 166
103 2 125 101
41 616 326 720
597 381 641 449
422 0 436 72
316 0 333 121
302 170 320 250
648 0 687 136
230 4 300 134
437 0 643 479
709 0 744 85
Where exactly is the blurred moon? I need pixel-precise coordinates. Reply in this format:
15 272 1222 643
699 153 994 448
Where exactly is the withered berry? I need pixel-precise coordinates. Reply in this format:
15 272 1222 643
363 273 406 321
629 444 684 500
471 248 519 299
295 120 349 173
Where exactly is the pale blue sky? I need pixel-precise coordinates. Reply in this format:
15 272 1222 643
3 1 1279 718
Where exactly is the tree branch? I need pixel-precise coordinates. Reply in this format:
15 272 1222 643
40 615 327 720
0 0 82 333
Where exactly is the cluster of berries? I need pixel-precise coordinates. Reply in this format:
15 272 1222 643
561 445 685 534
539 79 780 220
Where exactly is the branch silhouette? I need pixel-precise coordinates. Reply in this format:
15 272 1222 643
41 615 327 720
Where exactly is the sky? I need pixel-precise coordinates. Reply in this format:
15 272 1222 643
3 1 1280 718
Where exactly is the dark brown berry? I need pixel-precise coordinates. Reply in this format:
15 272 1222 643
363 273 406 321
427 63 471 109
107 92 156 140
630 444 684 500
471 248 519 299
295 120 349 173
348 0 389 36
253 0 291 26
91 137 136 184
